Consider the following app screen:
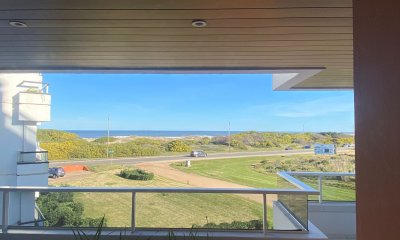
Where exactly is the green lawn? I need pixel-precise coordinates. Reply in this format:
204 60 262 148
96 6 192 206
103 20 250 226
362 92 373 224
52 166 268 228
301 177 355 201
172 156 291 188
172 155 355 201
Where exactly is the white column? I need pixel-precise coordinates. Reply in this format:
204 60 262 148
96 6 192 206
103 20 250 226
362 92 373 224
0 73 48 226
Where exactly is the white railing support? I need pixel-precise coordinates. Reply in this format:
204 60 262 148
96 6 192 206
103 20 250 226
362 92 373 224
263 193 268 235
318 176 323 203
2 191 9 233
131 192 136 232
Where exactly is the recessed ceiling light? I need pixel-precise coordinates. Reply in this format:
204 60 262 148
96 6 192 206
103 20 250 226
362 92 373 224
192 20 207 28
9 20 28 28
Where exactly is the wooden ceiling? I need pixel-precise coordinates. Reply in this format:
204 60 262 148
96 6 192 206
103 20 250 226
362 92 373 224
0 0 353 89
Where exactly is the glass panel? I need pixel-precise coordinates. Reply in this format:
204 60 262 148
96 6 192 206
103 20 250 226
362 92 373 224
36 192 131 228
320 176 356 201
276 176 308 230
298 175 356 202
19 151 48 163
136 193 265 230
277 175 298 190
296 176 319 201
276 194 308 230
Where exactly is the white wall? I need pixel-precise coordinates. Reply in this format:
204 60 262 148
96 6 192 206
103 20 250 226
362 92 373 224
0 73 49 226
18 92 51 122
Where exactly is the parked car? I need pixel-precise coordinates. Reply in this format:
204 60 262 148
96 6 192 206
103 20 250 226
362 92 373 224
48 167 65 178
303 145 311 149
190 150 207 157
285 147 293 150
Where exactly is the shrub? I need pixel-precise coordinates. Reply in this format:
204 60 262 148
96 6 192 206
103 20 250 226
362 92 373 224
93 137 117 143
194 219 262 230
37 129 80 142
40 141 81 160
40 138 163 160
119 169 154 181
166 140 191 152
37 192 106 227
257 154 355 174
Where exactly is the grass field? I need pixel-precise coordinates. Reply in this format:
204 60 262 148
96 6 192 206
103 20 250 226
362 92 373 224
172 154 355 201
172 156 287 188
51 166 268 228
48 153 354 229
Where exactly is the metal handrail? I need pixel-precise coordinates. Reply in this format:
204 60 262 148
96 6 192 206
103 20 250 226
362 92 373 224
277 172 317 191
20 151 48 154
286 171 355 177
0 186 319 195
284 171 356 203
40 83 49 94
0 186 318 234
1 171 355 235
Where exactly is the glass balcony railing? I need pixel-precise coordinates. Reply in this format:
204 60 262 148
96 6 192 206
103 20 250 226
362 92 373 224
18 151 48 163
0 171 354 238
287 172 356 203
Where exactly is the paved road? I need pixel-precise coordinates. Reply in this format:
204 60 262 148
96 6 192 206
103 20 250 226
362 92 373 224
50 149 313 167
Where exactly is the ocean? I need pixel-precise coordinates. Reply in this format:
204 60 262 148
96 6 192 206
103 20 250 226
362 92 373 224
66 130 240 138
64 130 355 139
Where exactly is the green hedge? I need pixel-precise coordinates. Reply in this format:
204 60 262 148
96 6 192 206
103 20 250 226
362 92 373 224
119 169 154 181
193 219 262 230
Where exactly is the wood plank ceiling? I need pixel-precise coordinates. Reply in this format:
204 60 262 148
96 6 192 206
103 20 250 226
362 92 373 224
0 0 353 89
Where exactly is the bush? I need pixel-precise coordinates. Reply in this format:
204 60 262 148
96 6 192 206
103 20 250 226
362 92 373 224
36 192 106 227
166 140 191 152
37 129 80 142
40 138 163 160
257 154 355 173
193 219 262 230
119 168 154 181
93 137 117 143
40 141 81 160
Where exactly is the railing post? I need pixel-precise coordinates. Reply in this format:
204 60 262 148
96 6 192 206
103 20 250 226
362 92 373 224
2 191 9 233
131 192 136 232
318 176 323 203
263 193 268 235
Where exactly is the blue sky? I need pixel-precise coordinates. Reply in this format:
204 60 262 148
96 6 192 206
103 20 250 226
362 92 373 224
41 74 354 132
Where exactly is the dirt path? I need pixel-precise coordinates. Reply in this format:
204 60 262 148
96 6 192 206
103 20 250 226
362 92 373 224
135 161 277 205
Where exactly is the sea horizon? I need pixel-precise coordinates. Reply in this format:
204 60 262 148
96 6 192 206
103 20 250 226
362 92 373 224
64 130 241 138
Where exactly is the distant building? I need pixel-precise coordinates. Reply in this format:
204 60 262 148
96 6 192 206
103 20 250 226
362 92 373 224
314 144 336 155
342 143 355 148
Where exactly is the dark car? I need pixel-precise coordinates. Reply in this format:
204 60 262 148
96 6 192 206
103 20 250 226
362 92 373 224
48 167 65 178
190 150 207 157
285 147 293 150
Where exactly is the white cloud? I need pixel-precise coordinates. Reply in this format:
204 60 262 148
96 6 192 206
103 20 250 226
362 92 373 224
247 95 354 118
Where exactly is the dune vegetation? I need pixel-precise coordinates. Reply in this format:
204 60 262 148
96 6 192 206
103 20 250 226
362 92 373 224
38 129 354 161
